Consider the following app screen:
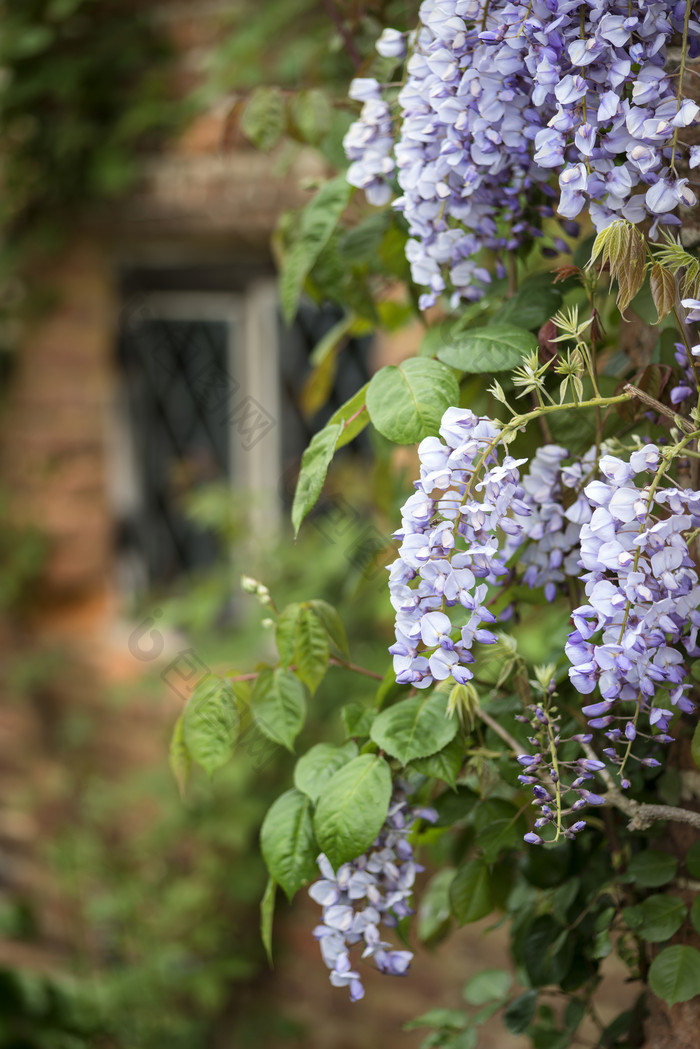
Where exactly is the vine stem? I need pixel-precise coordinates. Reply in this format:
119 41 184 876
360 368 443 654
581 743 700 832
322 0 362 70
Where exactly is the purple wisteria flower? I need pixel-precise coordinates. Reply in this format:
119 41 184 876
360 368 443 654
388 407 532 689
309 791 437 1000
344 0 700 308
565 448 700 779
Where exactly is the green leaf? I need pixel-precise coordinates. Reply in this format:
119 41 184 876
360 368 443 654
497 284 562 331
260 876 276 966
366 359 460 444
504 990 537 1035
370 691 458 765
521 915 573 987
291 421 343 535
260 788 318 901
478 819 522 863
417 868 456 944
691 721 700 771
295 606 330 694
463 969 512 1005
240 86 286 151
404 1008 467 1031
326 382 370 450
169 714 190 798
342 702 375 740
276 603 302 667
313 754 392 868
294 742 358 802
280 176 352 323
182 675 239 778
251 668 307 751
412 736 464 790
288 88 332 145
450 859 493 925
436 325 537 374
307 599 350 658
623 895 686 943
691 896 700 936
627 851 678 888
686 841 700 879
649 945 700 1006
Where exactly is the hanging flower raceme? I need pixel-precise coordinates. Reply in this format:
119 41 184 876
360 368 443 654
565 446 700 783
388 407 533 690
309 791 437 1001
344 0 700 308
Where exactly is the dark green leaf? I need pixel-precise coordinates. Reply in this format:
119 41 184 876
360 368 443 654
686 841 700 879
366 359 460 444
412 736 464 790
690 895 700 935
260 788 318 901
522 916 573 987
497 283 562 330
450 859 493 925
370 691 458 765
252 668 307 751
623 895 686 943
313 754 392 868
649 945 700 1006
294 742 358 802
504 991 537 1035
182 675 239 777
291 422 343 535
433 785 479 827
436 325 537 374
627 851 678 888
478 819 522 863
417 868 455 944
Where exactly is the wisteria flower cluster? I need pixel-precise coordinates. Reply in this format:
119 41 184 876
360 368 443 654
389 407 531 690
566 447 700 778
345 0 700 308
309 792 437 1001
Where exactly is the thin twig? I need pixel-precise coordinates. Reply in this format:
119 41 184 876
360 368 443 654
330 657 384 681
477 707 523 754
623 382 696 434
322 0 362 69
